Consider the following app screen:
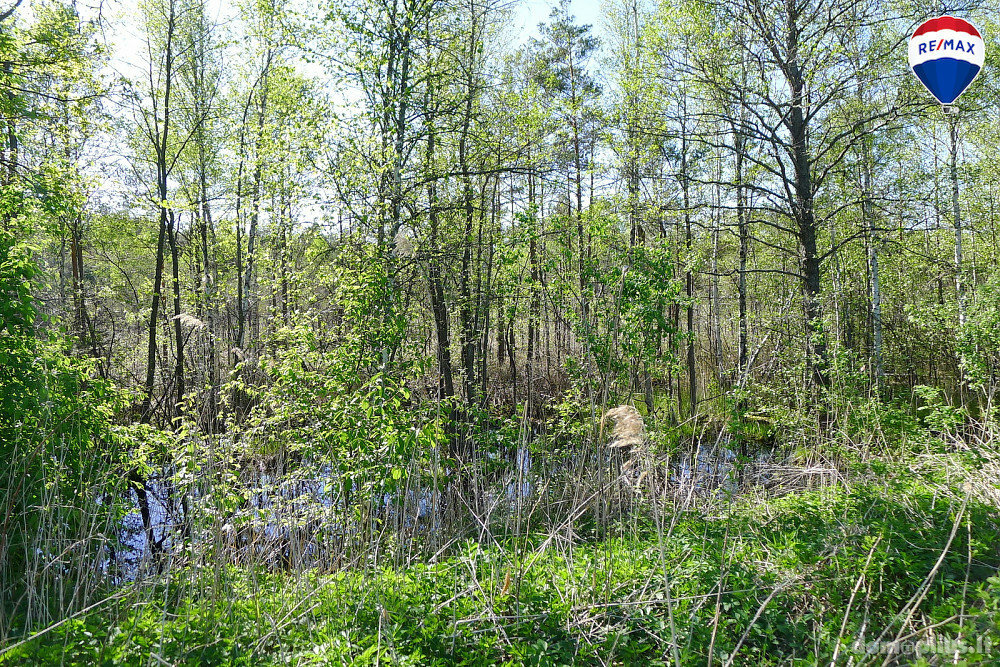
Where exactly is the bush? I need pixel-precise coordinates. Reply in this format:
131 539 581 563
0 229 122 635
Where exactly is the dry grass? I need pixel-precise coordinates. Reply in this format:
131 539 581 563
602 405 646 452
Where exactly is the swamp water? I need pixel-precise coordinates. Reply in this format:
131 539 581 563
112 439 774 579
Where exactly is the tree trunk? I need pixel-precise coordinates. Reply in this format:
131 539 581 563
950 113 965 327
457 2 478 406
785 6 828 390
735 128 749 382
199 156 217 427
140 13 175 422
681 118 696 417
169 211 184 419
424 73 455 399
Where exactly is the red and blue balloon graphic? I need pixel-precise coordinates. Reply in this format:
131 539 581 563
908 16 984 105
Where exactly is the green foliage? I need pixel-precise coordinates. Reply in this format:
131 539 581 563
10 471 998 665
0 230 41 432
959 273 1000 399
228 309 444 509
7 0 1000 662
0 229 123 623
913 385 966 435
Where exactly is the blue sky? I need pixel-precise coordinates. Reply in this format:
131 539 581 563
514 0 607 40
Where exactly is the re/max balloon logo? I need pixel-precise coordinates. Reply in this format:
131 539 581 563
908 16 985 106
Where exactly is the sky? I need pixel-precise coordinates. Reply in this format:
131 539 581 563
515 0 606 40
92 0 612 84
75 0 615 216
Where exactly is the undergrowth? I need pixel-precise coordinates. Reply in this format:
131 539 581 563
7 466 1000 666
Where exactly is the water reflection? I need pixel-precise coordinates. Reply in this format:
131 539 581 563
113 439 772 576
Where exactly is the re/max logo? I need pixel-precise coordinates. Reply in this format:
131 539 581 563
918 39 977 54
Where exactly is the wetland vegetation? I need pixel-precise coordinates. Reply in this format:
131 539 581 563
2 0 1000 663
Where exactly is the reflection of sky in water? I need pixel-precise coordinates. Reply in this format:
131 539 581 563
112 440 772 575
675 443 773 494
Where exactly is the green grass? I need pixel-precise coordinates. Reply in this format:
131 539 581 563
6 469 1000 666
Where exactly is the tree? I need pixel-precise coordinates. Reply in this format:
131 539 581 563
176 0 223 428
131 0 187 423
0 2 120 627
681 0 908 395
527 0 602 332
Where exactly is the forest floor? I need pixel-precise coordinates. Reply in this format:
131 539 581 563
7 447 1000 666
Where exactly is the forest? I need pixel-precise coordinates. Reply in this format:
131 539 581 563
2 0 1000 663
